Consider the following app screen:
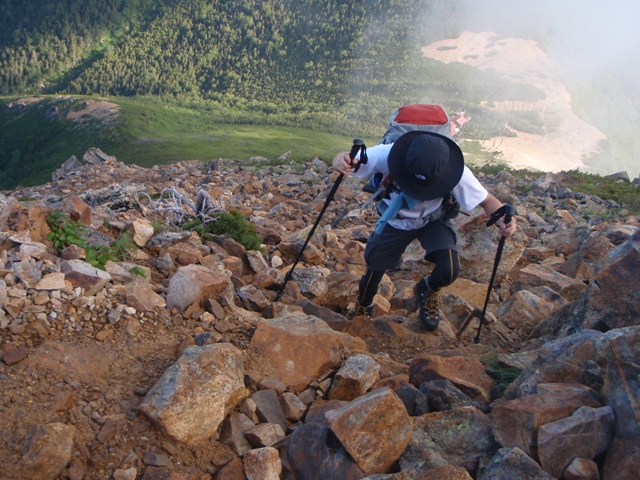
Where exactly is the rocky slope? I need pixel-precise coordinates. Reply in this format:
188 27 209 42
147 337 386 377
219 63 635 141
0 149 639 480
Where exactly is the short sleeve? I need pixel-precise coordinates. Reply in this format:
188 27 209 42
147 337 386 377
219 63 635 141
451 166 489 211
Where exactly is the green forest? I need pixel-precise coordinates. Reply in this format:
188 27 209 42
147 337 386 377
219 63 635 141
0 0 638 190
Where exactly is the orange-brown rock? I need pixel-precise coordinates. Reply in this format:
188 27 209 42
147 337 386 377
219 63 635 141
247 312 365 391
325 387 413 474
410 354 496 403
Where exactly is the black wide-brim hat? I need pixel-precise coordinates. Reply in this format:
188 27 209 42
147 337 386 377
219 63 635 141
388 131 465 201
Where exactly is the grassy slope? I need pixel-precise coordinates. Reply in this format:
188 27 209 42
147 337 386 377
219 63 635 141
0 95 378 190
0 97 116 188
112 97 378 167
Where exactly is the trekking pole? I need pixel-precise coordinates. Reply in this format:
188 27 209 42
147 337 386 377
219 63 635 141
275 139 367 301
474 205 516 343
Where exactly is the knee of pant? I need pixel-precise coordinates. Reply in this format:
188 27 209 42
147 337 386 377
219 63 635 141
430 266 459 288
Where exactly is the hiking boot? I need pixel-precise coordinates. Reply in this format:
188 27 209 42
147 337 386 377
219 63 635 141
413 277 440 331
346 298 374 320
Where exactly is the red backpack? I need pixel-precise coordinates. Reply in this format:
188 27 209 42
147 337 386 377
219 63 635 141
380 104 466 144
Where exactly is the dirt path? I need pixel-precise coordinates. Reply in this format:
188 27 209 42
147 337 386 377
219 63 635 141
422 31 607 172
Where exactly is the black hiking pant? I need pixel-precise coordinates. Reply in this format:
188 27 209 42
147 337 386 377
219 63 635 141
357 220 460 306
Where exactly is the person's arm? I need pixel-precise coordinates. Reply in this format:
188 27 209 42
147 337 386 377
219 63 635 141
479 193 517 236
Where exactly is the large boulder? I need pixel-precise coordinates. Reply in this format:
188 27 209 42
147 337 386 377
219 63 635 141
513 264 587 301
138 343 245 446
403 406 499 475
247 312 365 391
494 290 556 338
60 259 112 296
528 230 640 337
325 387 413 475
597 326 640 440
537 406 614 478
586 230 640 329
410 355 496 404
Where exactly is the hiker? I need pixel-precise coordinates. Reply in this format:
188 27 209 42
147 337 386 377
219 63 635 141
332 130 517 331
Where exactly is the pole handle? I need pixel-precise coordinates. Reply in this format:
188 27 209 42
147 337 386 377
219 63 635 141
503 205 516 226
349 139 367 172
487 204 517 230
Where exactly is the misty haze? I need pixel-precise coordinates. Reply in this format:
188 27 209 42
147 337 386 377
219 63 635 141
422 0 640 175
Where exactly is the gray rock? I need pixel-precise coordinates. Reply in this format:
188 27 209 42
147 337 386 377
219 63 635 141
279 392 307 422
396 383 429 416
220 413 255 457
279 423 364 479
291 267 328 298
538 406 614 478
83 147 116 165
244 422 286 448
420 379 490 413
604 171 630 182
478 447 554 480
165 264 231 313
252 389 287 431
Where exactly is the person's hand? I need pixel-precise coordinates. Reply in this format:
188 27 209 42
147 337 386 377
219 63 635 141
332 151 358 175
495 216 517 236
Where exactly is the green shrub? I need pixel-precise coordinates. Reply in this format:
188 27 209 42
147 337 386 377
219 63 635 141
151 218 168 234
46 212 138 270
181 217 202 231
130 266 147 278
181 210 264 253
110 231 136 260
563 170 640 214
85 245 116 269
481 351 523 386
47 212 88 252
206 210 264 252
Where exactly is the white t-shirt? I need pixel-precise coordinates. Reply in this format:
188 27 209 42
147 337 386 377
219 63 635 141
353 143 488 230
